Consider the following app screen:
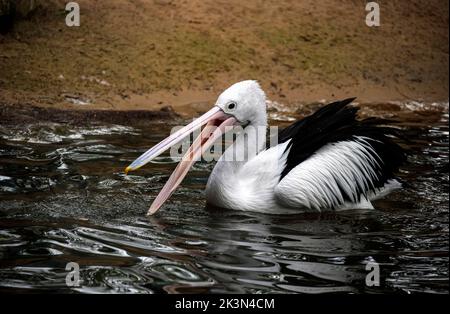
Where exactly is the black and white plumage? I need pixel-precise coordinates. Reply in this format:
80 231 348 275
126 80 407 215
275 98 406 210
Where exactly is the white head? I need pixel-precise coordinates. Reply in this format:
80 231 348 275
215 80 267 126
125 80 268 215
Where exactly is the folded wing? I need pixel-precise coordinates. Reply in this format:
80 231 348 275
275 98 406 210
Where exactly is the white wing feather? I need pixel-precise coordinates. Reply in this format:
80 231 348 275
274 137 393 210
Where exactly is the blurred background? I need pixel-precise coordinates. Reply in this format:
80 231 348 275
0 0 448 113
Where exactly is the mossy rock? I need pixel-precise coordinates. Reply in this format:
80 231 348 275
0 0 38 17
0 0 13 33
15 0 38 18
0 0 13 16
0 0 38 33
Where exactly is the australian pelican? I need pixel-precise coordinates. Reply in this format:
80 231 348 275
126 81 406 215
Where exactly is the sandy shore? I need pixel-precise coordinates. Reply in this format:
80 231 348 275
0 0 448 116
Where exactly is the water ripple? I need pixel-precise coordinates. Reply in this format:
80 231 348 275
0 103 448 293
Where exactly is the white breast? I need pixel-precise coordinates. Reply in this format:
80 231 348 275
205 141 293 213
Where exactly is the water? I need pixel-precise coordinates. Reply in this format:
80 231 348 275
0 102 448 294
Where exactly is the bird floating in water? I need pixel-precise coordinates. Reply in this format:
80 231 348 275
126 81 406 216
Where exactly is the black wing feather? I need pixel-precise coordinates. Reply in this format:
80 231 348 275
278 98 407 201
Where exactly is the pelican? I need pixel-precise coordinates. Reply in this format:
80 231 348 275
125 81 406 216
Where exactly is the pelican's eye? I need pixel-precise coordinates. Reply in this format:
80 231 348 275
227 102 236 111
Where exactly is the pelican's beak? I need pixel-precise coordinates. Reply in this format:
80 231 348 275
125 106 237 216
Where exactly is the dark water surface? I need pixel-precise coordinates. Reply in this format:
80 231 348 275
0 102 448 294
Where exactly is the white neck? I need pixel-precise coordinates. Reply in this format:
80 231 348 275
205 114 291 212
220 118 267 170
206 116 267 204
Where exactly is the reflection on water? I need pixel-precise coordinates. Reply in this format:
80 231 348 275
0 102 448 294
